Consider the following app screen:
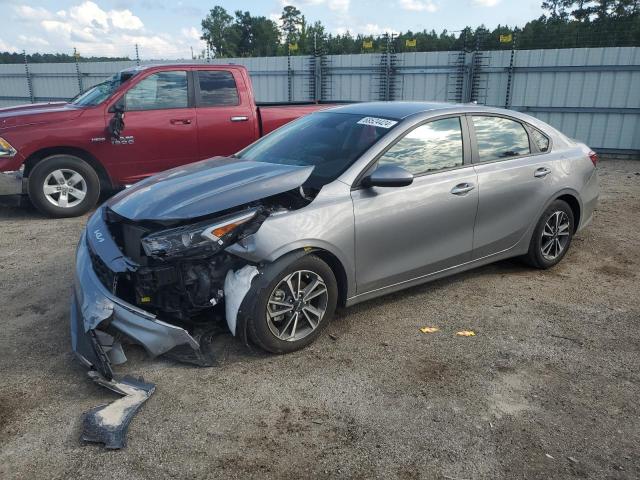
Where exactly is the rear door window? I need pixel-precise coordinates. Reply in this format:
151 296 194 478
125 71 188 111
472 116 530 162
529 126 550 152
377 117 464 174
197 70 239 107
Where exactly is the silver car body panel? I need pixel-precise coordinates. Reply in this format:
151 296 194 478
228 104 598 307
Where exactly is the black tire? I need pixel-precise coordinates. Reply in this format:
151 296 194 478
524 199 575 269
27 155 100 218
245 254 338 354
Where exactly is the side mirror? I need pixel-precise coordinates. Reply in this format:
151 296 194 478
108 108 125 139
362 165 414 188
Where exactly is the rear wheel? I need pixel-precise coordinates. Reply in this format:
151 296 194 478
524 199 574 269
246 254 338 354
27 155 100 218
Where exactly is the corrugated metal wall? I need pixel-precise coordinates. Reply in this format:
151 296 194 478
1 47 638 152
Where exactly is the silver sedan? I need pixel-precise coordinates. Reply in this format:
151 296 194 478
72 102 599 377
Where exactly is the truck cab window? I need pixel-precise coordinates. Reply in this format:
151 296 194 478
197 71 239 107
125 71 188 111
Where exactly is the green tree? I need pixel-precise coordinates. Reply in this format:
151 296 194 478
251 16 281 56
280 5 303 45
201 6 234 57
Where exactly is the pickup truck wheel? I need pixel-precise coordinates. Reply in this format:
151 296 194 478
27 155 100 218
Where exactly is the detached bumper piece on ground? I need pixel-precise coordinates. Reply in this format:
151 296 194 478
81 371 155 449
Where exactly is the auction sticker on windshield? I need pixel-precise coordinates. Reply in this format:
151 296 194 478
357 117 398 129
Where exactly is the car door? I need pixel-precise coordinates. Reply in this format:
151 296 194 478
194 69 258 159
470 114 557 258
351 116 478 294
105 69 198 183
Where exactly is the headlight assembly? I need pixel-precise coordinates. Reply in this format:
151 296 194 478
0 137 17 157
141 209 258 257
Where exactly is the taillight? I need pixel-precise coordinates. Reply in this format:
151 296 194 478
588 150 598 167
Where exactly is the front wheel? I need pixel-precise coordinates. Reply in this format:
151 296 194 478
246 254 338 354
524 199 575 269
27 155 100 218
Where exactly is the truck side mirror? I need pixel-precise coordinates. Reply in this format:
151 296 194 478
108 107 125 139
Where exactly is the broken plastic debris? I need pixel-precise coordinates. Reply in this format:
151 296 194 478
456 330 476 337
419 326 440 334
81 371 155 449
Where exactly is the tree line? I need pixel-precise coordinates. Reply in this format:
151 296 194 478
200 0 639 57
0 0 638 63
0 52 130 64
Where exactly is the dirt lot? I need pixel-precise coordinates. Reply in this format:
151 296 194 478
0 159 638 480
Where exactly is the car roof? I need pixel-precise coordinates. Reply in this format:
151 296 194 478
328 101 468 120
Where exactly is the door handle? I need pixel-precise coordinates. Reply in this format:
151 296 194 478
230 116 249 122
170 118 192 125
534 167 551 178
450 183 475 195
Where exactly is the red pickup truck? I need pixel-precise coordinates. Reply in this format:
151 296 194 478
0 64 331 217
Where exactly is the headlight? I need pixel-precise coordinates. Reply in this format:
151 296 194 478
141 209 258 257
0 137 17 157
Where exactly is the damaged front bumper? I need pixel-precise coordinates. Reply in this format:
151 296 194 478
71 230 200 379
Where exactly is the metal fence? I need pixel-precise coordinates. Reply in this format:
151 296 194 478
1 47 638 153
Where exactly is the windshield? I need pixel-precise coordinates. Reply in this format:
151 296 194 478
70 71 137 107
238 112 398 187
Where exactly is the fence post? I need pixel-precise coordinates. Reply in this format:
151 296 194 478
504 33 517 109
287 46 293 102
135 44 140 66
73 48 83 94
23 50 34 104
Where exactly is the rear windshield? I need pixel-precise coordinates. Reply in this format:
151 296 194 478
237 112 397 187
70 71 137 107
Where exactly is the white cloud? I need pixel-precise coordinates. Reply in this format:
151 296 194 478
181 27 200 41
14 5 52 21
0 38 20 53
335 23 398 36
328 0 350 11
18 35 50 47
68 2 109 30
8 1 198 58
110 9 144 30
363 24 399 35
398 0 438 12
472 0 500 5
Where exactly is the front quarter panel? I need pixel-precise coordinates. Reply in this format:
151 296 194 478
225 180 356 298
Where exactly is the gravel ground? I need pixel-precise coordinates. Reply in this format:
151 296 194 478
0 159 638 480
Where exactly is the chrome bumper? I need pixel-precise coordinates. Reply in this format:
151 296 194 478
71 231 200 379
0 168 26 195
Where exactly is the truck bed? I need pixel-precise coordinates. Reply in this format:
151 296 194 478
257 102 339 136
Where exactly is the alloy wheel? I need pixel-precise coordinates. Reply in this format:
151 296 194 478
266 270 329 342
540 210 571 261
43 168 87 208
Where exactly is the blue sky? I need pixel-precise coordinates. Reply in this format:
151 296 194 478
0 0 544 59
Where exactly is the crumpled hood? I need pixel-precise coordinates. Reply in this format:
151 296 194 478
107 156 314 221
0 102 84 129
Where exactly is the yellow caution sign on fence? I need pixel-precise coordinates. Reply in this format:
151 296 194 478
499 34 513 43
362 40 373 49
288 43 298 51
405 38 417 47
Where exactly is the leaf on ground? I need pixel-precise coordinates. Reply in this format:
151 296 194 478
456 330 476 337
419 326 440 334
